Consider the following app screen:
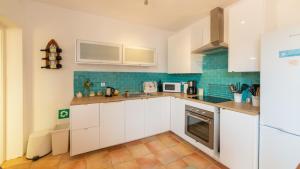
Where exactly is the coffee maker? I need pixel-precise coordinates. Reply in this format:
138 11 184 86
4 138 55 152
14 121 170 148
187 80 197 95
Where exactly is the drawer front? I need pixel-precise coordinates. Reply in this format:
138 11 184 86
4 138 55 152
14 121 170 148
70 104 99 130
70 126 99 156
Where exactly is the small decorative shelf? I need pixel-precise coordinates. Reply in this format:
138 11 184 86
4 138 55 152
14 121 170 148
41 39 63 69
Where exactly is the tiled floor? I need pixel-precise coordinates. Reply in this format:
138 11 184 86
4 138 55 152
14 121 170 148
1 132 227 169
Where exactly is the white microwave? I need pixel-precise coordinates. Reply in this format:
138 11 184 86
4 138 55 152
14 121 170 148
163 82 181 93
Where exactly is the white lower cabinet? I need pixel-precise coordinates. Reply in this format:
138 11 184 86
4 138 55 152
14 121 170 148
100 102 125 148
70 104 100 156
170 97 185 138
70 127 100 156
220 108 259 169
145 97 170 137
125 99 145 142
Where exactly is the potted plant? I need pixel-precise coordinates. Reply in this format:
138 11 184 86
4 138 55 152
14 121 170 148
83 79 93 97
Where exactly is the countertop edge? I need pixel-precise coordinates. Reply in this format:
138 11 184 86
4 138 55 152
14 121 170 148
70 93 260 116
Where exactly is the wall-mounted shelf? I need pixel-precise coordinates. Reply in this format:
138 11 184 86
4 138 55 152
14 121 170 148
41 39 63 69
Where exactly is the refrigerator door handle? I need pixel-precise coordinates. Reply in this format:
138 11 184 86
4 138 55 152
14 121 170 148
263 125 300 137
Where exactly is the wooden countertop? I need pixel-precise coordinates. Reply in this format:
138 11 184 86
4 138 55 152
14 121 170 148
71 92 260 116
217 101 260 116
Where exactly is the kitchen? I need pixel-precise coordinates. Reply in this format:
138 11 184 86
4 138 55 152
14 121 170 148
0 0 299 169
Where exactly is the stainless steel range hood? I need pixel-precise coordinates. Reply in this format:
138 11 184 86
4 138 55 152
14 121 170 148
192 7 228 54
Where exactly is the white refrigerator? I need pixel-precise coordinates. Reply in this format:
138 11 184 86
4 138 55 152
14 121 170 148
260 26 300 169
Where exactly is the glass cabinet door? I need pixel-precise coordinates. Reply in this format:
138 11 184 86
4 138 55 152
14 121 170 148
123 47 157 66
76 40 122 64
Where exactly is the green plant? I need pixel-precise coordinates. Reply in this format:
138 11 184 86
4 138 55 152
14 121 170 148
83 79 93 91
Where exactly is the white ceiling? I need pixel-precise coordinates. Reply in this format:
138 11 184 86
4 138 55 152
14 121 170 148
34 0 237 31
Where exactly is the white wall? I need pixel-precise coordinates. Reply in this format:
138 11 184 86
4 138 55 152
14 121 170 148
0 0 172 160
24 2 172 132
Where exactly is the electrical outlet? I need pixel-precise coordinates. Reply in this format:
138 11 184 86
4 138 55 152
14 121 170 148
101 82 106 87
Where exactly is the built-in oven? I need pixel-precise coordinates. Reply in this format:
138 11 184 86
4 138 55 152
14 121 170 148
185 105 214 149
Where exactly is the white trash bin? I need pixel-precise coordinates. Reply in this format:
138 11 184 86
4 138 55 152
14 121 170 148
26 130 52 160
51 123 69 155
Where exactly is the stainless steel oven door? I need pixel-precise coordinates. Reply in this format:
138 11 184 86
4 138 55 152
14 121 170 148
185 111 214 149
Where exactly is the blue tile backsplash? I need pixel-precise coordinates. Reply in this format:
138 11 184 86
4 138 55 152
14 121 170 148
200 51 260 99
74 51 260 100
74 72 201 95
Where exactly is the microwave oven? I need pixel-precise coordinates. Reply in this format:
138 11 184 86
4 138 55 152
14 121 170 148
163 82 181 93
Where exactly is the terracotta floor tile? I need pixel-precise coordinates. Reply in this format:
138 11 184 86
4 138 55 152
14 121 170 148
86 150 112 169
3 163 31 169
31 154 63 169
207 164 222 169
158 135 180 148
109 148 133 165
59 158 86 169
106 144 127 152
2 157 31 168
125 140 143 147
153 149 180 165
113 160 140 169
182 153 212 169
145 140 167 153
140 135 159 143
165 160 189 169
136 154 162 169
3 133 225 169
127 143 151 158
170 143 194 157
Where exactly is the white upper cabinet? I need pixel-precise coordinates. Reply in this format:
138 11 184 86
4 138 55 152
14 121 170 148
168 20 204 74
228 0 265 72
123 46 157 66
76 40 122 64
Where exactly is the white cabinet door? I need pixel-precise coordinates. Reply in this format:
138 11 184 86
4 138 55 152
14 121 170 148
70 104 99 130
145 97 171 136
168 29 192 74
123 47 156 66
170 97 186 137
70 126 99 156
161 97 171 132
220 109 259 169
228 0 264 72
76 40 122 65
260 126 300 169
125 99 145 142
100 102 125 148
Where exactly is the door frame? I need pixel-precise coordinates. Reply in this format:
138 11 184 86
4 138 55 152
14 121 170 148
0 25 5 164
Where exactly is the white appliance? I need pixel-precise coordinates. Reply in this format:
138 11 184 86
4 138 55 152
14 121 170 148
260 26 300 169
143 81 157 93
163 82 181 93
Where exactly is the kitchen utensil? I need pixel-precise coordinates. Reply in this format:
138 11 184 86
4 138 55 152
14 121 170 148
76 92 83 98
252 96 260 107
234 93 242 103
114 89 120 96
187 80 197 95
89 91 95 97
143 81 157 93
105 87 115 97
157 80 163 92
